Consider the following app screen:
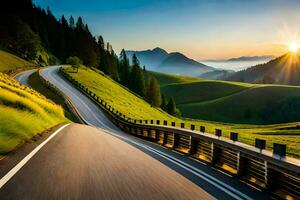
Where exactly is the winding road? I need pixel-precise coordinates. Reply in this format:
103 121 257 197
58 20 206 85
1 66 271 199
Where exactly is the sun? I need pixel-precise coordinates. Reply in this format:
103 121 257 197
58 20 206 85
288 42 299 53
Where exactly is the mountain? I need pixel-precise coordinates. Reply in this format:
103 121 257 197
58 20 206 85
126 47 169 68
227 55 274 62
125 47 217 77
202 55 274 62
225 53 300 85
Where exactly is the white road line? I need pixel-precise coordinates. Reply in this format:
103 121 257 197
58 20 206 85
105 130 253 200
0 124 70 189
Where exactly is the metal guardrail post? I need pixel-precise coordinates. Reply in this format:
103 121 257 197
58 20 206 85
189 137 197 155
215 129 222 138
180 123 184 128
273 143 286 158
230 132 238 142
190 124 195 131
255 139 266 152
200 126 205 133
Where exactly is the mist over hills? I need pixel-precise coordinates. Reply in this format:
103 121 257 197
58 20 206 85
202 55 274 62
225 53 300 85
125 47 216 77
227 55 274 62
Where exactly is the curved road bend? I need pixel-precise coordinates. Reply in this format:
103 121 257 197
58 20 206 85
6 65 271 199
14 69 37 87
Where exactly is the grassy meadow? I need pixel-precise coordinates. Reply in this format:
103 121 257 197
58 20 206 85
0 72 68 154
66 66 300 158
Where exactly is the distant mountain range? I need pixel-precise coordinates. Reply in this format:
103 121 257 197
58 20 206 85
227 55 274 62
224 53 300 85
202 55 274 62
125 47 216 77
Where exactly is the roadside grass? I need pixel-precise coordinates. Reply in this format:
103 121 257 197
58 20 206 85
28 71 78 122
66 66 300 158
0 50 34 73
0 72 68 154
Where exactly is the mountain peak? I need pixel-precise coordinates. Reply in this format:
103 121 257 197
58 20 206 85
125 47 216 77
152 47 168 54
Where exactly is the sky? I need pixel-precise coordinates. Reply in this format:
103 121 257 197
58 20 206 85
33 0 300 59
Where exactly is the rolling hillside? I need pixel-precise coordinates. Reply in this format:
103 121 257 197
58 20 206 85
0 50 34 72
225 53 300 85
151 71 300 124
0 72 67 154
67 66 300 158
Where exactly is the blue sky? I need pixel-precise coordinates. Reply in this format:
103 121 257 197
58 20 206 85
33 0 300 59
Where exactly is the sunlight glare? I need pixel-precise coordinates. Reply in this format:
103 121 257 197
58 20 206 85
289 42 299 53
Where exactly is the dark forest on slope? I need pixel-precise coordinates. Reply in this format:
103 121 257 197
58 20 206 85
0 0 119 78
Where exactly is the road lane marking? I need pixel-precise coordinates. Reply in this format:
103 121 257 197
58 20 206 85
105 130 253 200
0 124 70 189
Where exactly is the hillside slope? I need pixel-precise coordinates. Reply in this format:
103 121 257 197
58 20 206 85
0 72 67 153
225 53 300 85
152 71 300 124
0 50 34 72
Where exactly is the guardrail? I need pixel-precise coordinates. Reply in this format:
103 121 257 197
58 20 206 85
59 67 300 199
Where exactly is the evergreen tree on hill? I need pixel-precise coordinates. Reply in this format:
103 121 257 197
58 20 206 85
161 93 167 110
166 97 181 117
119 49 130 86
146 76 162 107
130 54 145 97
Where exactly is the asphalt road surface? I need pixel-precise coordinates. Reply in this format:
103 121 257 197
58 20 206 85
14 69 37 87
0 124 213 199
3 66 271 200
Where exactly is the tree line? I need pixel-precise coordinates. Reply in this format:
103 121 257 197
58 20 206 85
0 0 119 74
0 0 180 116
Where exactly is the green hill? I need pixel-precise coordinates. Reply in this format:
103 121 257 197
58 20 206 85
0 50 34 72
66 66 300 158
0 72 67 154
151 71 300 124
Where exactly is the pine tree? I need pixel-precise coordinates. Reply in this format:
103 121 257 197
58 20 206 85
146 76 161 107
61 15 68 28
161 93 167 110
76 16 84 30
119 49 130 86
166 97 176 115
69 16 75 29
166 97 181 117
130 54 145 97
